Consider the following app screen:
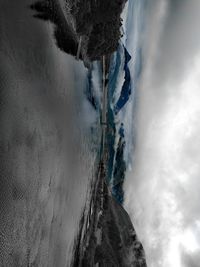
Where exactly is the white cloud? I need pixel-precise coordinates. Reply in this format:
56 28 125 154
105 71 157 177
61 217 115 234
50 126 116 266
124 1 200 266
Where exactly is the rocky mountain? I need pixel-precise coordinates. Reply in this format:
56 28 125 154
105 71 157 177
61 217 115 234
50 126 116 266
71 161 147 267
31 0 127 64
30 1 147 266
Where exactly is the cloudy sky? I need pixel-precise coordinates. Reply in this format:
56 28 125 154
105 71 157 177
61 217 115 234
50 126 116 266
124 0 200 266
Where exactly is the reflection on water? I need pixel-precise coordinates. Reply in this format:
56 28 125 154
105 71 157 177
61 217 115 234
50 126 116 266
0 0 97 266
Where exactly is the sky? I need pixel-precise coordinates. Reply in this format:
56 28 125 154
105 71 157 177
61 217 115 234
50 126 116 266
124 0 200 266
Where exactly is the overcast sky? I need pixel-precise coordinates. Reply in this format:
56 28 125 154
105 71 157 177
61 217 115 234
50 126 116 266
124 0 200 266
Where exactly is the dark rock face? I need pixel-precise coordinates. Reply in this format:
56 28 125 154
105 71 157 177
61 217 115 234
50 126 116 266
70 0 126 60
31 0 127 62
30 0 79 58
71 162 147 267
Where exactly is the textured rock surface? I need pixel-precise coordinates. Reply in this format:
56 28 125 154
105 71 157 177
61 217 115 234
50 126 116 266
71 162 147 267
31 0 127 63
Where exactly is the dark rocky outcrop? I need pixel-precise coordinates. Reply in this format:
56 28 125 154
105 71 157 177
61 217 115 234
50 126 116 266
30 0 79 58
31 0 127 63
70 0 126 60
71 162 147 267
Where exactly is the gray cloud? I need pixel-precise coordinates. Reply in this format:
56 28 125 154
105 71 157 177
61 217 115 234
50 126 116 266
155 0 200 86
181 250 200 267
124 1 200 266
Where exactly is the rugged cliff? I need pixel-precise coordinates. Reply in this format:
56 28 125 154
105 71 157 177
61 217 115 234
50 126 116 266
31 0 127 63
71 162 147 267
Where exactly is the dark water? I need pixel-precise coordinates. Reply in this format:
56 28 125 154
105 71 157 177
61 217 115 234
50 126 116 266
0 0 96 266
